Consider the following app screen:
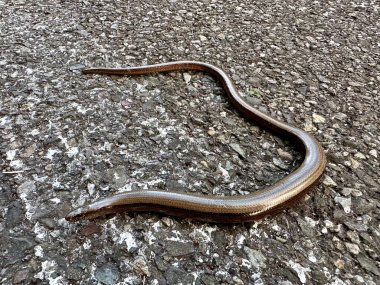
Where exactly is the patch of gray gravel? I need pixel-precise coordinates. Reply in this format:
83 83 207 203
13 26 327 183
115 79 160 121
1 0 379 284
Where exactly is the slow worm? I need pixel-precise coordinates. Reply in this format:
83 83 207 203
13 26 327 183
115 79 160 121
66 61 326 222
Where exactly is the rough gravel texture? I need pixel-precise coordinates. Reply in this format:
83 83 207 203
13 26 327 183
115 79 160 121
1 1 379 284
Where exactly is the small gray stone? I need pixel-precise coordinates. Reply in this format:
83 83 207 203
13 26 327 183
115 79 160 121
369 149 377 158
360 232 379 249
2 235 36 266
94 263 120 285
243 246 267 270
67 266 84 281
229 143 246 158
348 81 364 87
317 75 330 84
165 266 193 285
345 242 360 255
17 180 36 199
105 165 128 188
326 101 337 110
165 241 195 257
297 217 317 238
39 218 56 229
278 282 293 285
155 257 169 272
340 188 353 196
5 201 24 227
245 96 262 106
277 149 293 161
293 78 305 85
323 176 337 187
312 113 326 123
347 231 360 244
213 231 228 250
69 63 86 71
354 169 379 187
248 77 262 87
273 157 288 170
344 220 369 232
353 198 376 215
232 276 244 284
334 196 351 213
183 73 191 83
334 112 347 121
357 255 380 276
341 187 363 197
13 268 30 284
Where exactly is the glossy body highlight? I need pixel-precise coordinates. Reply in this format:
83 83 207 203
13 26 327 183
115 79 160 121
66 61 326 222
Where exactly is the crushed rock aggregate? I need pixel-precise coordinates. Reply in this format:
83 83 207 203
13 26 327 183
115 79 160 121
1 0 379 284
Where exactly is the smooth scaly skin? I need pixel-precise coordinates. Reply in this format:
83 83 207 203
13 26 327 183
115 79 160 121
66 61 326 222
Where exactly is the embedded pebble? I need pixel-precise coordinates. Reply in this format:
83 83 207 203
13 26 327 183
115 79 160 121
345 242 360 255
369 149 377 158
94 263 120 285
334 196 352 213
229 143 246 158
13 269 30 284
334 259 345 270
243 246 267 270
323 176 337 187
312 113 326 123
165 241 195 257
245 96 262 106
357 255 380 276
133 256 150 277
288 261 310 284
273 157 288 170
183 73 191 84
277 148 293 161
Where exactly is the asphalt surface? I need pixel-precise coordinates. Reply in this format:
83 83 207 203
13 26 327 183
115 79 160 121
1 1 379 284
